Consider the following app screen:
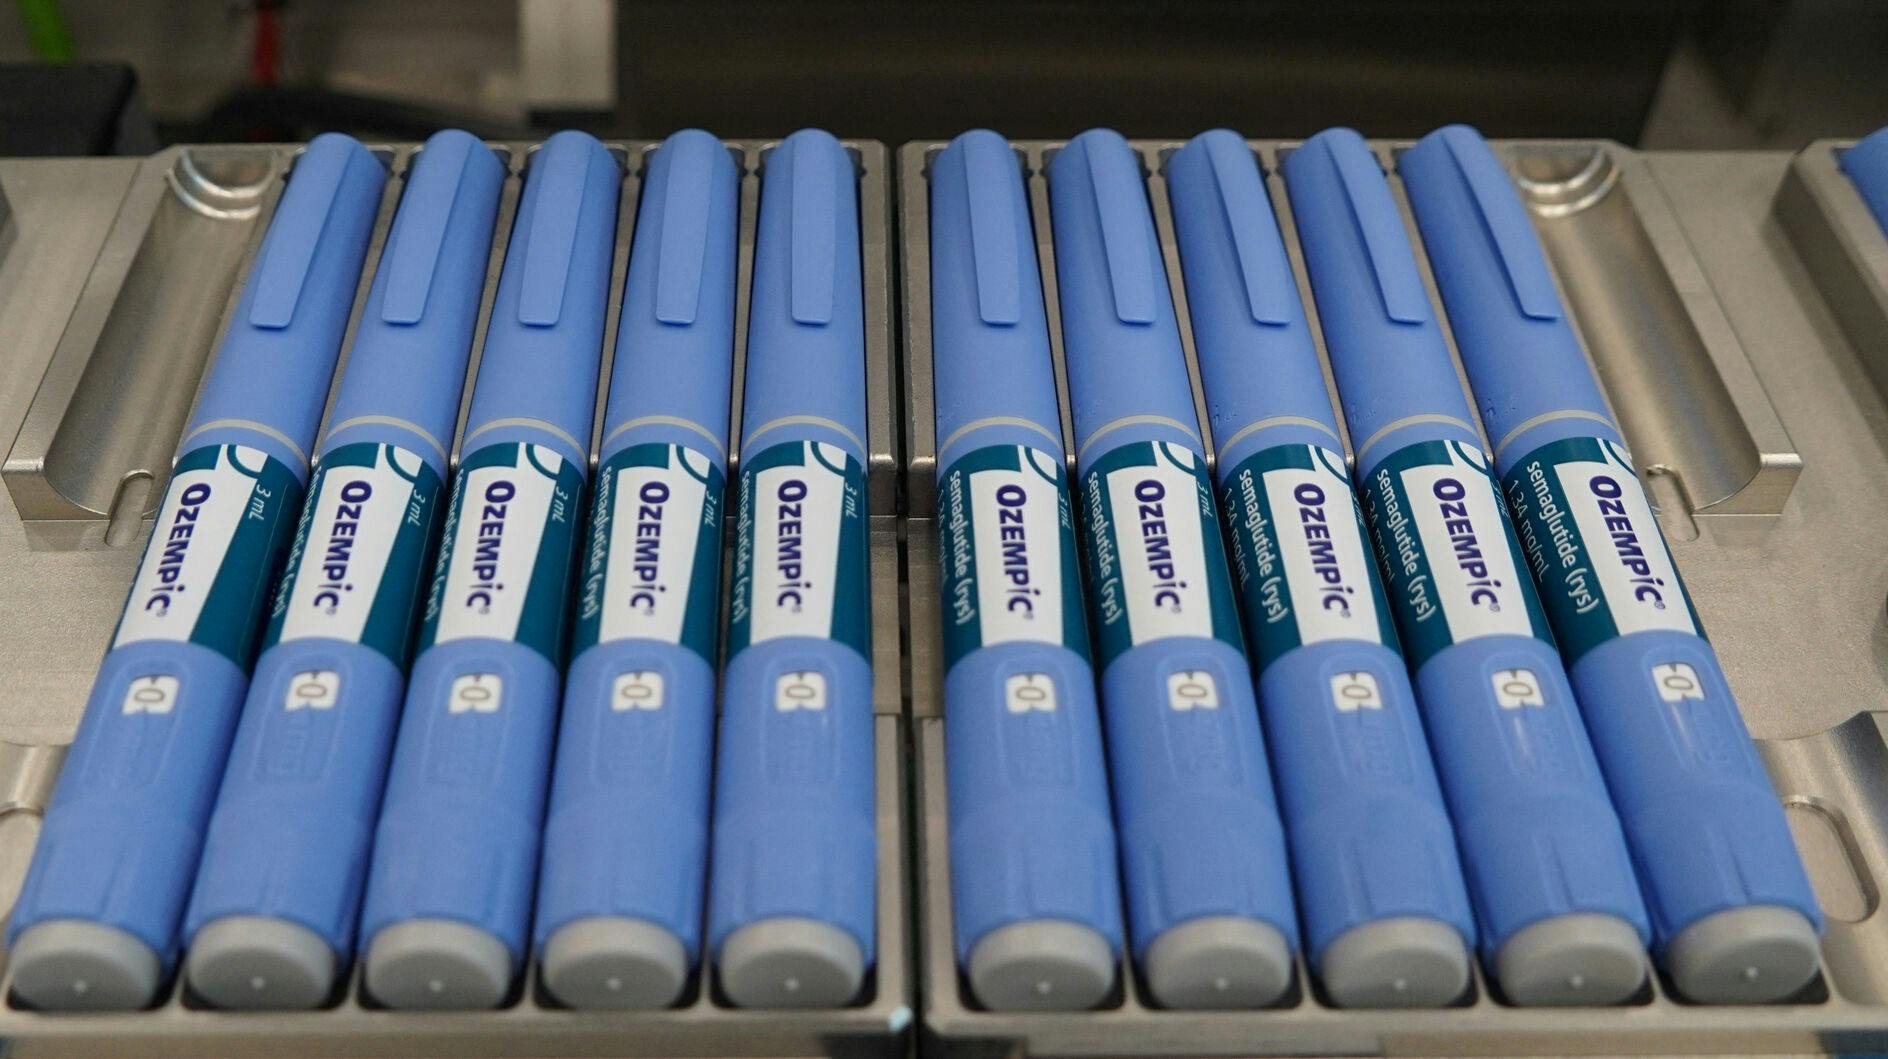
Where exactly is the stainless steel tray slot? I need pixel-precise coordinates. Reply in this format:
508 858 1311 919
900 137 1886 1057
1774 140 1888 412
1498 140 1801 519
6 146 300 549
0 138 910 1059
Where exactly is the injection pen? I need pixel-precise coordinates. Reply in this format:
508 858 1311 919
355 130 619 1009
1048 128 1299 1009
533 129 741 1009
1166 129 1478 1008
179 129 506 1010
6 133 386 1011
1401 124 1821 1003
706 129 876 1009
1282 127 1652 1005
929 129 1123 1011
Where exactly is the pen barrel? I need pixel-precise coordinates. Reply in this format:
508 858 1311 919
360 435 587 965
360 636 562 970
1077 438 1300 958
707 128 876 984
536 439 728 957
707 638 876 958
943 643 1119 960
9 640 250 966
711 436 876 963
1570 632 1816 942
184 639 402 960
535 641 716 953
1413 634 1649 952
935 440 1120 963
1214 442 1474 959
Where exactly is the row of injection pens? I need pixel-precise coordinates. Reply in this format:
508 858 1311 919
931 126 1822 1013
7 128 881 1013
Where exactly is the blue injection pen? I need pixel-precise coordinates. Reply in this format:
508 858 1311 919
6 133 386 1011
707 129 876 1010
929 130 1123 1011
1047 128 1298 1009
1282 128 1653 1006
1401 124 1822 1004
1165 129 1477 1009
179 130 506 1010
355 130 619 1010
533 129 741 1010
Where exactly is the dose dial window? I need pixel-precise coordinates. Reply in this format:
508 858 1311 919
775 670 828 712
1004 672 1057 714
285 670 340 711
448 673 503 714
1167 670 1219 711
121 675 179 715
612 670 665 711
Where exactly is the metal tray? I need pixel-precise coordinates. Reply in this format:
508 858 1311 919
899 137 1888 1056
0 138 911 1057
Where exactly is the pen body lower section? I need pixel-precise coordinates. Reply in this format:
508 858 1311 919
936 443 1121 969
537 442 729 967
8 444 304 973
360 640 560 972
537 642 715 951
1217 441 1473 961
707 641 877 954
360 441 587 983
185 645 402 961
709 440 877 995
1501 435 1820 943
1077 439 1299 959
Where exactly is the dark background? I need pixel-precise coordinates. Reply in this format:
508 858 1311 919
2 0 1885 154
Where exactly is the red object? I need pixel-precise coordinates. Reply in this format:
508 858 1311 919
251 0 283 89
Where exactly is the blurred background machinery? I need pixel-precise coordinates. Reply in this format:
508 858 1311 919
2 0 1887 155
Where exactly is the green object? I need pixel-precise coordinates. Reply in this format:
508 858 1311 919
16 0 74 62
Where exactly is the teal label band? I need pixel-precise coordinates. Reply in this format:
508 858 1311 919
936 443 1089 671
727 440 869 658
1221 443 1398 669
113 443 302 666
419 442 586 663
573 442 726 662
1079 440 1242 667
1362 438 1552 666
264 442 444 665
1503 435 1702 662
